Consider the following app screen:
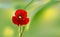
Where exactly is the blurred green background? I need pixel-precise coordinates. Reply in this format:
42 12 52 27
0 0 60 37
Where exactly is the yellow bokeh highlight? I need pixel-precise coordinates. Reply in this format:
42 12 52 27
42 7 57 21
3 26 14 37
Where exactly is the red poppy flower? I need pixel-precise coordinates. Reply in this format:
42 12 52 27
12 9 29 26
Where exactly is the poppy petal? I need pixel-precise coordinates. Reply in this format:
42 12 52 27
15 9 27 18
24 18 29 25
12 16 19 26
19 18 29 26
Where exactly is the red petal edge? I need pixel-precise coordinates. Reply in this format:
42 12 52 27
12 16 19 26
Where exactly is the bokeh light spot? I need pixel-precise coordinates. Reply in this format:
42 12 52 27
3 26 14 37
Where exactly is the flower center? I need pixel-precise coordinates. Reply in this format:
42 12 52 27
19 16 22 18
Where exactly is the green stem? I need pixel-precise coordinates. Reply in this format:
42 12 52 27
20 26 21 37
24 0 33 9
20 26 25 37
